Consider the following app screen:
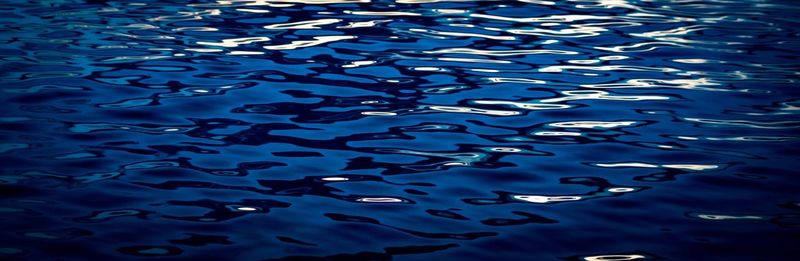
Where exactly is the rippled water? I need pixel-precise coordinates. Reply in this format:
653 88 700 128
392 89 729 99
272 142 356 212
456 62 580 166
1 0 799 260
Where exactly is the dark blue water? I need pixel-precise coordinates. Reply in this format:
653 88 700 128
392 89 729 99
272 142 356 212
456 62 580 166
1 0 799 260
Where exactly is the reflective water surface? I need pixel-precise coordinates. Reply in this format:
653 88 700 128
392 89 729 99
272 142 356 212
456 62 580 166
1 0 799 260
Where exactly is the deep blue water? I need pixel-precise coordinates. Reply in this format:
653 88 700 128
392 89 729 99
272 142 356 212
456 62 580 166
1 0 799 260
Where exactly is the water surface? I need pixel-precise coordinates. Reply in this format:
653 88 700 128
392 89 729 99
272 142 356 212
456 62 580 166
1 0 799 260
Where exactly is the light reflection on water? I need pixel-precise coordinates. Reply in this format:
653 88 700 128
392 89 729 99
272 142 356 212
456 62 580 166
1 0 799 260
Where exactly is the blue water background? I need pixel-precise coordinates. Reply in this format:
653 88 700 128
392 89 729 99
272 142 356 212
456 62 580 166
1 0 799 260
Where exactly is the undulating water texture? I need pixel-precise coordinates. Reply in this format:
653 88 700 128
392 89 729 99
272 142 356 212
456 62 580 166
1 0 799 260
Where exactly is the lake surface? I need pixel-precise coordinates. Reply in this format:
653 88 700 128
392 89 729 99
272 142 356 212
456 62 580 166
1 0 799 260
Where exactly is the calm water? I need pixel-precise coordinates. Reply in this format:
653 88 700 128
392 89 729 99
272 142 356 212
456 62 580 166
1 0 799 260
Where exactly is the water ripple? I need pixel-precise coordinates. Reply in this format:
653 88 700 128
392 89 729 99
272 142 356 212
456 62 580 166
1 0 799 260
